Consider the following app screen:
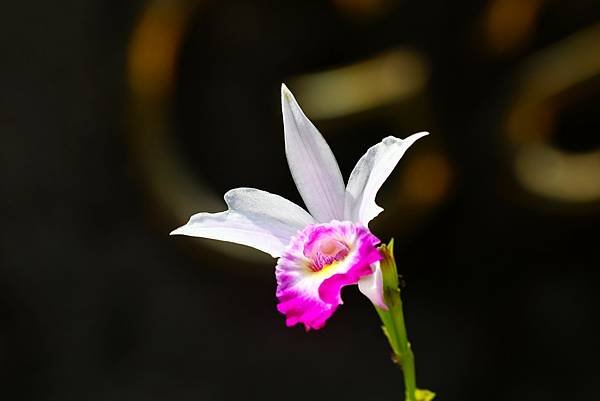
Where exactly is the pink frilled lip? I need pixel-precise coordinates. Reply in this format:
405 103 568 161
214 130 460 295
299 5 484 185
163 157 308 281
275 221 383 330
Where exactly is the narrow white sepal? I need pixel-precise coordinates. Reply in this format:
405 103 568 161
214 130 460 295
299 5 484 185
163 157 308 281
281 84 346 223
358 262 387 310
171 188 315 258
344 132 429 226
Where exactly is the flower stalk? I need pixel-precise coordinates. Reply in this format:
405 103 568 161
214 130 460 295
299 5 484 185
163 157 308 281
375 240 435 401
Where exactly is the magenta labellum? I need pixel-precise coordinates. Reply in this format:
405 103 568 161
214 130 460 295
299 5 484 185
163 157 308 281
276 221 382 330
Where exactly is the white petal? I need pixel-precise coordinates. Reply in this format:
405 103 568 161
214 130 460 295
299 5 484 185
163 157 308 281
344 132 429 225
358 262 387 310
281 84 346 223
170 188 315 258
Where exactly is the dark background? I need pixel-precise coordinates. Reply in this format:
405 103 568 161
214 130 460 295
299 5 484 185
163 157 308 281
2 1 599 400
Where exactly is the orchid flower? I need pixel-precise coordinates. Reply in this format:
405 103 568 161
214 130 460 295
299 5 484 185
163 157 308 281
171 84 428 330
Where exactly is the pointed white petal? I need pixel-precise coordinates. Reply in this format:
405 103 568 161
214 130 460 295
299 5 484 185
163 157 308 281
345 132 429 225
281 84 346 223
171 188 315 258
358 262 387 310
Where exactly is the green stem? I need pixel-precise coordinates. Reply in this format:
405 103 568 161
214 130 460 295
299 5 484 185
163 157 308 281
388 293 417 401
375 240 431 401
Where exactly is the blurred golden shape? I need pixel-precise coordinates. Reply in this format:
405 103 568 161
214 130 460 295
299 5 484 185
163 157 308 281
508 24 600 143
516 145 600 203
128 1 193 98
483 0 544 55
506 24 600 204
332 0 392 19
290 49 428 120
400 150 453 205
127 1 268 263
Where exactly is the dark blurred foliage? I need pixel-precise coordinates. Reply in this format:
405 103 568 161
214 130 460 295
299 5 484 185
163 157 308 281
2 1 599 400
